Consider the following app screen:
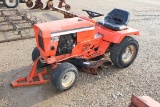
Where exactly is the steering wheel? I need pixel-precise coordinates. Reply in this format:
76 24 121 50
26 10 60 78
82 9 104 19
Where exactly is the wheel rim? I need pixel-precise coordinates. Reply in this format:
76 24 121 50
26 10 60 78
62 71 75 88
6 0 17 6
122 45 136 64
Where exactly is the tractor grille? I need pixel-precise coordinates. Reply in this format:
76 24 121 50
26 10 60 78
38 34 44 51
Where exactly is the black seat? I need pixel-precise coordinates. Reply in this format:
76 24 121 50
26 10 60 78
98 8 130 31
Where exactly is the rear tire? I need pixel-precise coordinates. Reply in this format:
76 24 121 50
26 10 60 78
3 0 19 8
51 62 78 91
32 47 48 68
110 36 139 68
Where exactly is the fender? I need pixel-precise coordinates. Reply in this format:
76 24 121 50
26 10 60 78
96 26 139 44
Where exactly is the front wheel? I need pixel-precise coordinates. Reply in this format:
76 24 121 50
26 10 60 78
3 0 19 8
32 47 48 68
51 62 78 91
110 36 139 68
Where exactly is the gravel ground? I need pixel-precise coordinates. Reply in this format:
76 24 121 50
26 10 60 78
0 0 160 107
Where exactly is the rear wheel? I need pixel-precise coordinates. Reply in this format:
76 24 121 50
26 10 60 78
51 62 78 91
32 47 48 68
110 36 139 68
3 0 19 8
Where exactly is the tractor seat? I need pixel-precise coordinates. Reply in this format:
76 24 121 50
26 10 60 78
98 8 130 31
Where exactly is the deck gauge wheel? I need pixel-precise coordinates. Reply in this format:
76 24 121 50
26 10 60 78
3 0 19 8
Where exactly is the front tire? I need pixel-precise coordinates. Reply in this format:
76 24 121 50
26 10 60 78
110 36 139 68
3 0 19 8
51 62 78 91
32 47 48 68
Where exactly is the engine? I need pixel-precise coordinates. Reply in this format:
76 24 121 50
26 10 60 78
56 33 76 56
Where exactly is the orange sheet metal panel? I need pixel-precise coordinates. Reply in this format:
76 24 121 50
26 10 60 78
98 40 110 54
35 17 95 37
77 30 95 43
72 37 103 57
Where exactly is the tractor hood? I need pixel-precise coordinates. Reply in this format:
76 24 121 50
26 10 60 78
34 17 95 37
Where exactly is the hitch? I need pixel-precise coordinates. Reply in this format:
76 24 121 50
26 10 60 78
11 58 48 87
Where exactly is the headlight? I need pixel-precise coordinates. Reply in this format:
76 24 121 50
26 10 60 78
51 36 59 42
94 33 103 39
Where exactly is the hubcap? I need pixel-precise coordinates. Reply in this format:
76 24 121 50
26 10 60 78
122 45 136 64
6 0 17 6
62 71 75 88
26 0 34 8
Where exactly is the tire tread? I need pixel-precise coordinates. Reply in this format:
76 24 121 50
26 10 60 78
110 36 139 68
51 62 78 91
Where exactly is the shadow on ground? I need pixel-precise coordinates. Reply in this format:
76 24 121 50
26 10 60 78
0 62 121 107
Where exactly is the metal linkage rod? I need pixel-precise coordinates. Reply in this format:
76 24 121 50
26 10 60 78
0 9 45 43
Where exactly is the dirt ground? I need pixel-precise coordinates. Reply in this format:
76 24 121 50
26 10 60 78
0 0 160 107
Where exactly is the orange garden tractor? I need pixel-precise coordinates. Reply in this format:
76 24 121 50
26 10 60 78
11 8 139 91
